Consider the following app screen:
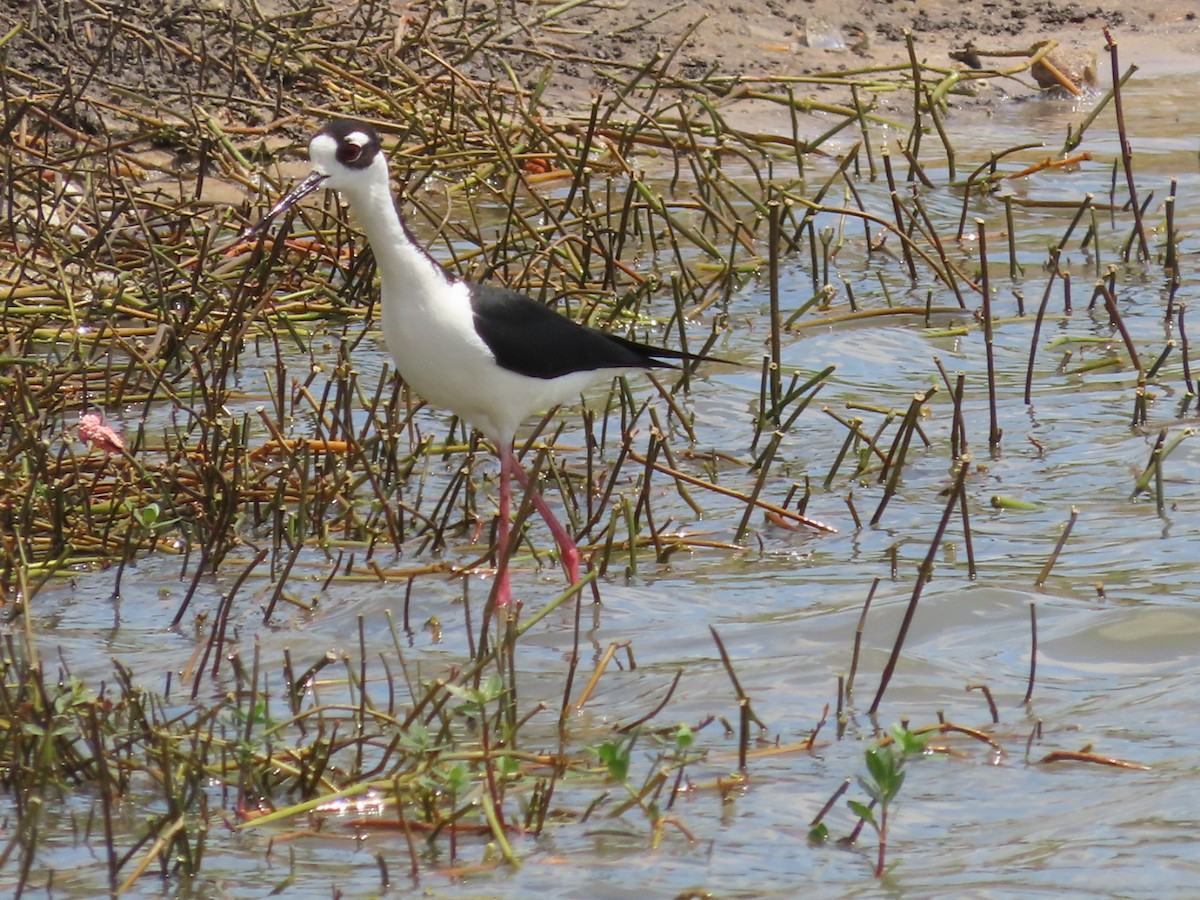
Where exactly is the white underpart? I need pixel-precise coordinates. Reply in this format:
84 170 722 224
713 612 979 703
309 133 611 445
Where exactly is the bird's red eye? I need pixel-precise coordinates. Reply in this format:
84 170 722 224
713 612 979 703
336 133 373 166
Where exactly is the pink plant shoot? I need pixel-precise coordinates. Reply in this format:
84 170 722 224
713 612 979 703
78 412 125 455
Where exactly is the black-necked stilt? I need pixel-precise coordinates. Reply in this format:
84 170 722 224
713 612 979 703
253 119 720 607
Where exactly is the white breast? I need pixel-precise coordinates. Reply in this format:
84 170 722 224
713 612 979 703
380 278 609 443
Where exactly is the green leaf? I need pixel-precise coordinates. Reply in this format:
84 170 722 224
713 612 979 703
847 800 876 827
398 723 431 752
443 762 471 795
444 684 484 715
480 672 505 702
891 723 931 755
133 502 161 528
864 746 895 785
596 740 630 781
442 683 476 702
674 722 693 750
857 774 883 804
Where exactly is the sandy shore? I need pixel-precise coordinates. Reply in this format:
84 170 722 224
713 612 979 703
2 0 1198 153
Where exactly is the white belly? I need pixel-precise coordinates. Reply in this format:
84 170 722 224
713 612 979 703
380 279 607 443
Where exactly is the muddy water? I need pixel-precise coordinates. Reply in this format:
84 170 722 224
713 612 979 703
20 71 1200 897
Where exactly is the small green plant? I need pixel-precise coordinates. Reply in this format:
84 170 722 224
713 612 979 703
848 724 930 877
587 724 703 848
130 501 175 534
595 731 637 782
444 672 506 719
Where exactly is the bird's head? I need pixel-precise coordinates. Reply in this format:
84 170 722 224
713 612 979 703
248 119 386 236
308 119 385 192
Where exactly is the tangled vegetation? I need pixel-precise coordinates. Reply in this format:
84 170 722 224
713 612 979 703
0 0 1176 893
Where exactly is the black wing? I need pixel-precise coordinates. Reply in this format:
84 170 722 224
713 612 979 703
470 283 705 380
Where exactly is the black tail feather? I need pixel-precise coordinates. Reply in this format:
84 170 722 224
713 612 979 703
601 329 734 368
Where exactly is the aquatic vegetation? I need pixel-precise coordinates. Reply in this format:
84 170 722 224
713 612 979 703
0 1 1185 892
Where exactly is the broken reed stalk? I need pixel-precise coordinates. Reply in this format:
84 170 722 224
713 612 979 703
1179 304 1195 396
977 218 1002 449
1003 194 1021 281
845 492 861 529
845 577 881 699
958 456 976 579
871 387 936 526
1164 179 1179 284
1154 439 1165 514
740 365 837 539
1025 253 1060 405
1063 66 1137 152
1099 282 1143 374
1131 428 1194 509
904 30 925 167
933 357 968 458
869 458 969 715
1131 378 1149 427
908 190 966 308
951 372 967 458
768 196 783 420
1102 27 1149 261
193 548 268 696
1022 602 1038 706
966 683 999 723
709 626 763 773
850 85 877 179
925 84 957 181
1145 342 1174 380
1035 507 1079 588
810 778 852 830
882 148 918 282
1126 194 1157 272
823 410 867 487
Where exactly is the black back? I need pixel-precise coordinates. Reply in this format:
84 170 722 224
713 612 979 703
470 283 687 380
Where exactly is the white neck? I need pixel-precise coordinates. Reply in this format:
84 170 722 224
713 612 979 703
341 176 450 309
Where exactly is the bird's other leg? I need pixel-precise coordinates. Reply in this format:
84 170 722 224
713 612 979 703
510 460 581 587
493 444 514 608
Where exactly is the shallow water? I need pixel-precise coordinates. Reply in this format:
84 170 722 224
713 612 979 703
14 70 1200 897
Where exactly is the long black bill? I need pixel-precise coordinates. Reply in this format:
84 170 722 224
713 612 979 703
243 169 329 239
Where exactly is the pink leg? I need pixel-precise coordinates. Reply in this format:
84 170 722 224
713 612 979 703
494 445 514 608
511 458 581 587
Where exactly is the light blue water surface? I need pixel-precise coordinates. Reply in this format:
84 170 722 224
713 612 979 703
16 68 1200 899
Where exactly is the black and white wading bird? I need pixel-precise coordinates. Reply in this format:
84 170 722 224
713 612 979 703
252 119 721 608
